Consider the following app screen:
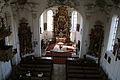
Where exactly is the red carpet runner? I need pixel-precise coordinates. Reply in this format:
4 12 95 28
46 52 72 64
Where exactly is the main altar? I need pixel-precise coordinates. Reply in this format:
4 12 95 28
53 6 71 43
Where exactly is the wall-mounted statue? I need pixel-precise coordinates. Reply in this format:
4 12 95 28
18 18 33 57
88 22 104 57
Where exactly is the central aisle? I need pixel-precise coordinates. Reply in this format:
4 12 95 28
52 64 66 80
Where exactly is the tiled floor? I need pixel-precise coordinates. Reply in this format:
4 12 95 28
52 64 66 80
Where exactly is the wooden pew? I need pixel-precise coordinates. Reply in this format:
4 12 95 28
67 69 100 74
67 66 99 70
66 58 108 80
67 78 101 80
20 64 52 68
16 71 51 77
19 76 50 80
18 67 52 72
67 73 102 79
21 57 53 65
13 57 53 80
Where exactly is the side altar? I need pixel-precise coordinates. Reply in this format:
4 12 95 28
53 6 71 43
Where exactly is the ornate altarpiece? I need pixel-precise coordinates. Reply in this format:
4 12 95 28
53 6 71 43
88 24 104 57
0 18 13 61
18 18 33 57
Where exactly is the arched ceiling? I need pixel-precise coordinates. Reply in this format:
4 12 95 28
0 0 120 18
1 0 120 10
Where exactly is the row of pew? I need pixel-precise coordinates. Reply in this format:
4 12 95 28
12 56 53 80
66 58 109 80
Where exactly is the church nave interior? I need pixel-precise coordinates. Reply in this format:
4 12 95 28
0 0 120 80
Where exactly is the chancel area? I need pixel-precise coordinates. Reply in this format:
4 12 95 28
0 0 120 80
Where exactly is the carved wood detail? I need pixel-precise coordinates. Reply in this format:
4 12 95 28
53 6 71 43
88 24 104 57
18 18 33 56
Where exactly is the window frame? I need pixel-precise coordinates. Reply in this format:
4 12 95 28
107 15 119 52
47 10 53 31
71 11 77 32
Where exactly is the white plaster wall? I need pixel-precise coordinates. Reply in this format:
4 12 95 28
11 11 21 65
101 52 120 80
80 19 89 57
0 60 12 80
0 62 3 80
32 16 41 57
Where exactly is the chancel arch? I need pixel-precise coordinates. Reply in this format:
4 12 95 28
39 6 83 57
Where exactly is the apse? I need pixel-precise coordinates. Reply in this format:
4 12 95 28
39 6 83 44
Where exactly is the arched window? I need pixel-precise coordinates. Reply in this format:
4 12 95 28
71 11 77 32
107 16 119 51
40 13 44 33
47 10 53 31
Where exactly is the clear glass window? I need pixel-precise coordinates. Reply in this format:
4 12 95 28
47 10 53 31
